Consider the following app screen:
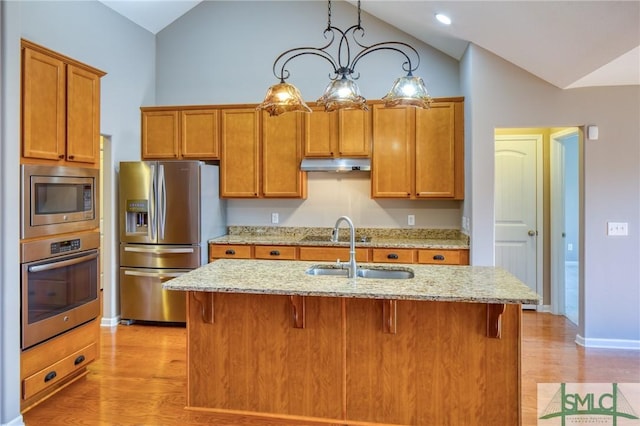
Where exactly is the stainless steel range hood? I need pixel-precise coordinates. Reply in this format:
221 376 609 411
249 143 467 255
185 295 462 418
300 158 371 172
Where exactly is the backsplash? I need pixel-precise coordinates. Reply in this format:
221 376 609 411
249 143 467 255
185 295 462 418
226 174 463 229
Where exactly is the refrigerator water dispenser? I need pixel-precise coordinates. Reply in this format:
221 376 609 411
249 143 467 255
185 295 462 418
125 199 149 235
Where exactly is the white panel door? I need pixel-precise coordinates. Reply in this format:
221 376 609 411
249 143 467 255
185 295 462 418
495 136 541 300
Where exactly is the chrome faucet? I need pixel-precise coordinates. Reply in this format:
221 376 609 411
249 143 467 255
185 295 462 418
332 216 357 278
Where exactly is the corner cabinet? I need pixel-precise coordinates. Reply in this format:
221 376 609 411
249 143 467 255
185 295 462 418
371 98 464 199
141 107 220 160
220 108 306 199
303 106 371 158
21 40 105 167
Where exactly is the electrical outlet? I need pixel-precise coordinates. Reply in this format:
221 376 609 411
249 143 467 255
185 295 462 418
271 212 279 224
567 243 573 251
407 214 415 226
607 222 628 236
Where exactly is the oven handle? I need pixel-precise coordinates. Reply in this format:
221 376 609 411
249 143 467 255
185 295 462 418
28 251 99 273
123 247 195 254
123 270 185 278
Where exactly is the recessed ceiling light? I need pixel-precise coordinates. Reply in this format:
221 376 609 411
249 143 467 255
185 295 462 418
435 13 452 25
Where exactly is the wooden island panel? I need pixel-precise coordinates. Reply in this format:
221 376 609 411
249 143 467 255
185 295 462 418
186 291 522 425
345 300 520 425
186 292 344 420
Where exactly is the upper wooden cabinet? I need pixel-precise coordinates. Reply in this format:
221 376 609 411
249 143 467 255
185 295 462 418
141 107 220 160
219 109 306 198
371 99 464 200
21 40 105 167
303 106 371 158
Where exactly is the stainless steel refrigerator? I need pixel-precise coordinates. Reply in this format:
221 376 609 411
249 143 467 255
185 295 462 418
118 161 226 323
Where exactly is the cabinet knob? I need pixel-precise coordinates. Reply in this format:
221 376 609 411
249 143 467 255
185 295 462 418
68 155 74 160
433 254 445 261
58 154 65 159
44 371 57 382
270 250 280 256
74 355 86 365
225 249 236 255
387 253 399 260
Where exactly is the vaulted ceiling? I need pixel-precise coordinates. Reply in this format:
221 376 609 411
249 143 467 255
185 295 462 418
98 0 640 89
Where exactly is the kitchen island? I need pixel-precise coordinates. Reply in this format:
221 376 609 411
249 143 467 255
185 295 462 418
164 259 539 426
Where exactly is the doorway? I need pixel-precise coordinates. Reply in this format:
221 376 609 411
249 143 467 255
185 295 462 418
550 129 580 324
494 128 581 319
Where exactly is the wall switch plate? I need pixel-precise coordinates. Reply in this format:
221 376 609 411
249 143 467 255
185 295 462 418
607 222 628 236
407 214 415 226
271 213 279 224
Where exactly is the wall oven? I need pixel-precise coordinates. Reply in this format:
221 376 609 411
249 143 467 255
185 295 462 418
21 164 99 239
21 231 100 349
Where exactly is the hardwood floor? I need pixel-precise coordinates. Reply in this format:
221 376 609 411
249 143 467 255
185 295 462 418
23 312 639 426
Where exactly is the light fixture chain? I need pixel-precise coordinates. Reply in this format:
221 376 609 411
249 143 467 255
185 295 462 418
357 0 361 29
327 0 331 30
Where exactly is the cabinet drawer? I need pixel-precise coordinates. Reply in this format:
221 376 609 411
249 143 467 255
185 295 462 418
372 248 416 263
254 245 297 260
23 342 96 399
299 247 370 262
209 245 253 260
417 249 468 265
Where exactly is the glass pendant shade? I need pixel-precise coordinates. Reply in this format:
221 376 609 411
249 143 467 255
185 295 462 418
317 76 368 112
257 82 312 116
382 74 432 109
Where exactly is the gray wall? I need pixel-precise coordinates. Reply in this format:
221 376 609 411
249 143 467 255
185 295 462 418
462 44 640 346
0 1 155 423
155 0 464 229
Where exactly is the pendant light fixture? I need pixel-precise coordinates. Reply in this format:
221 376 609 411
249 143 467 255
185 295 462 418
257 0 431 116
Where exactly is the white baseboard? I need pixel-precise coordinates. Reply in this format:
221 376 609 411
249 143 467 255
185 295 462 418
576 334 640 350
538 304 552 313
100 315 121 327
2 414 25 426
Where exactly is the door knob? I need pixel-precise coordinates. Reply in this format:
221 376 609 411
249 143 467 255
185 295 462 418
528 230 536 236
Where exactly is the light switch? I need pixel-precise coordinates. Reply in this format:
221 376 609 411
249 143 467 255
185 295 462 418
607 222 628 236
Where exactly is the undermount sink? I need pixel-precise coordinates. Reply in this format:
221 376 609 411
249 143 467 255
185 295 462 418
305 265 414 279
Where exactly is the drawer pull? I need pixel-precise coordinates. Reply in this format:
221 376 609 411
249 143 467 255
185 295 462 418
74 355 86 365
270 250 280 256
225 249 236 255
387 253 399 260
44 371 57 383
433 254 445 261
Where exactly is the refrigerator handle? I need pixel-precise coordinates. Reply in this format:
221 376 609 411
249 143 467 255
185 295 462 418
158 164 167 240
123 270 185 279
149 164 156 241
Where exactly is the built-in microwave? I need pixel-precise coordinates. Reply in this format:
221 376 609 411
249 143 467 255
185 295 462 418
21 164 99 239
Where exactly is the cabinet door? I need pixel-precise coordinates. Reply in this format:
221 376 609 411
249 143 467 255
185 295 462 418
371 105 414 198
303 107 336 157
66 64 101 164
415 102 458 198
181 109 220 159
338 109 371 156
262 112 306 198
141 110 180 159
22 47 66 161
220 109 260 197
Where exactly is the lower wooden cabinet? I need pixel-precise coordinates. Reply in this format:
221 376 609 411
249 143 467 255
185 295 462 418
418 248 469 265
298 246 371 263
21 319 99 412
210 243 469 265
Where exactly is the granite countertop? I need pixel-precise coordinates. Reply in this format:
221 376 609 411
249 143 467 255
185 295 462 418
209 226 470 250
164 259 540 305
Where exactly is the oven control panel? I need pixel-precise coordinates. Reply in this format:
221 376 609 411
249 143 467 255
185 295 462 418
50 238 81 254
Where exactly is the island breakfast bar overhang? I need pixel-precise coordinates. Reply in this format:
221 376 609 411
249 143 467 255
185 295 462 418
164 259 540 426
